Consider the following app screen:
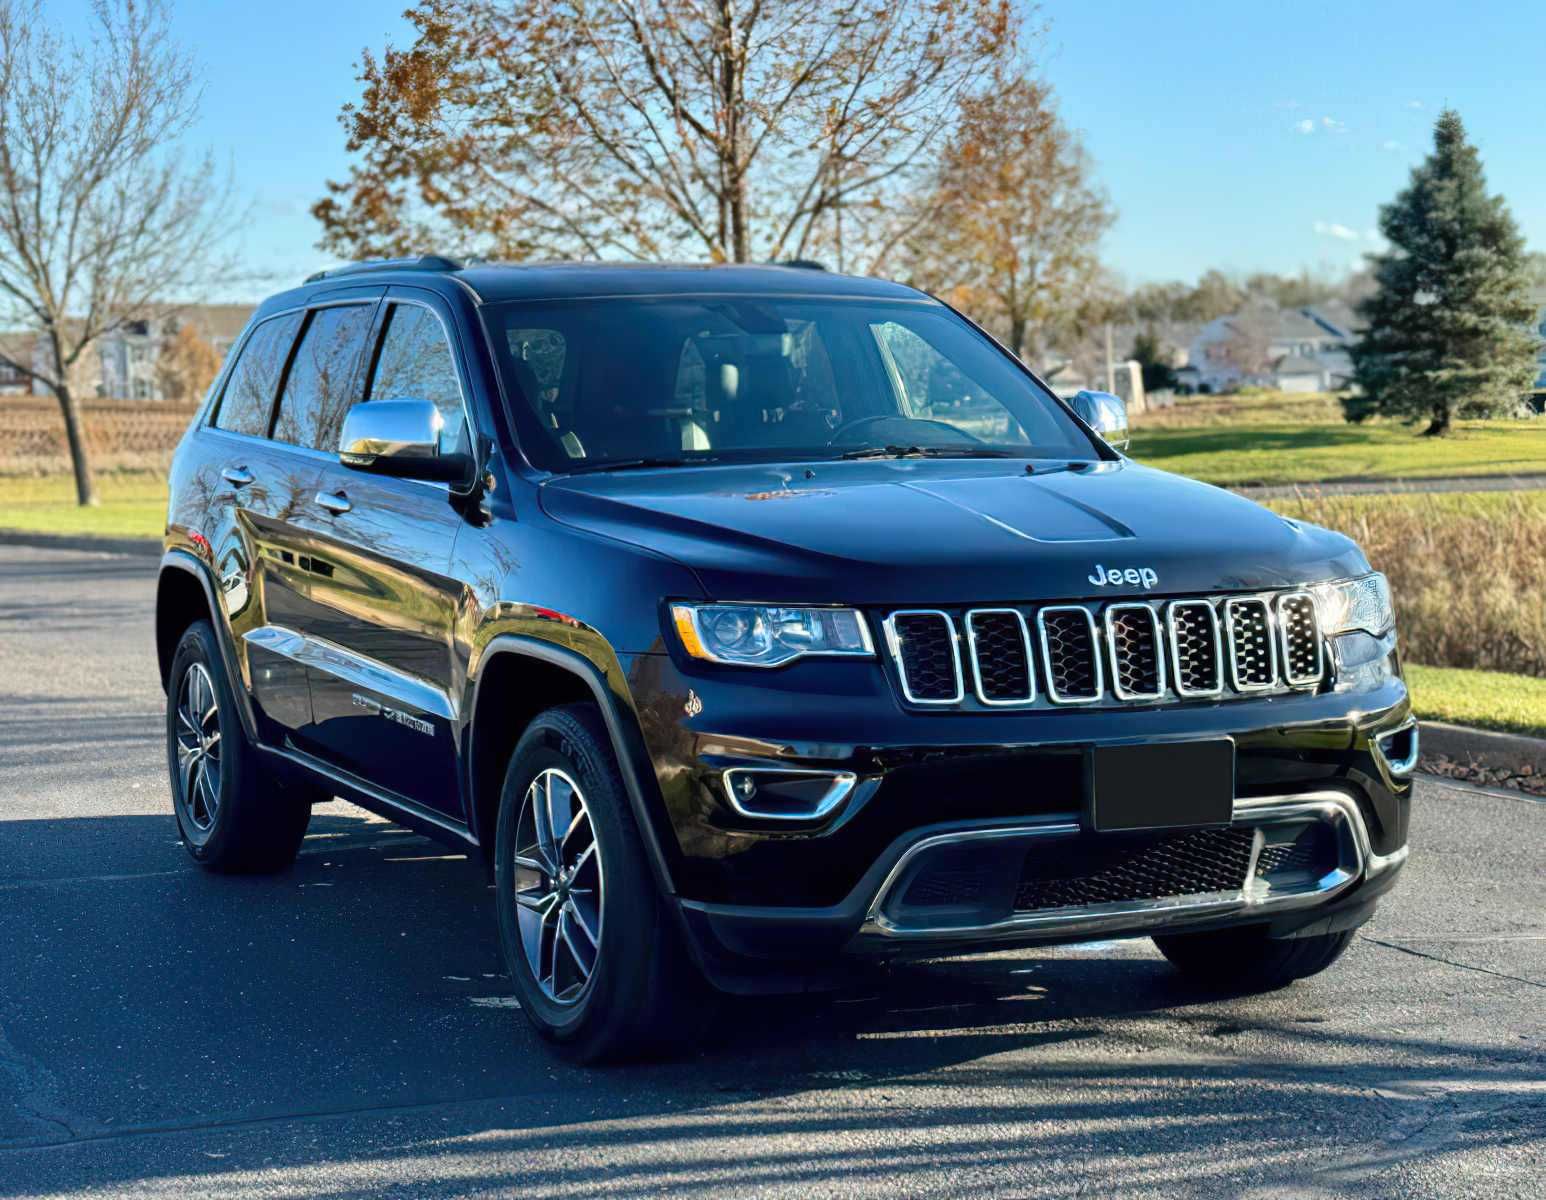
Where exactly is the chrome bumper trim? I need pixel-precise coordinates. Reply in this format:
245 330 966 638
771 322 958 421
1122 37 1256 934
861 789 1406 943
1372 716 1420 778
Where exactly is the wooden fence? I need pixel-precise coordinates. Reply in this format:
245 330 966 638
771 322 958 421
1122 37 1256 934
0 397 198 475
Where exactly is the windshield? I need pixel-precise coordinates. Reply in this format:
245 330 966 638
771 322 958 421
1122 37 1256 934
483 295 1099 472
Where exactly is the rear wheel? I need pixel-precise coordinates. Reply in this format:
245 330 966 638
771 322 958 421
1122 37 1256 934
166 621 313 872
1153 925 1355 991
494 704 713 1062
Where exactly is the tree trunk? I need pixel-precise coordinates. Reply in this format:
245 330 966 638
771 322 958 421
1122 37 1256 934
54 382 100 506
1008 316 1027 362
1422 402 1451 437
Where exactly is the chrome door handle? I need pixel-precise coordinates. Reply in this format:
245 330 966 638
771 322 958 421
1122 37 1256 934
222 466 254 487
314 490 352 515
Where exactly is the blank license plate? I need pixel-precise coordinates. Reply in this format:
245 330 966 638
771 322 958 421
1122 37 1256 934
1089 740 1235 832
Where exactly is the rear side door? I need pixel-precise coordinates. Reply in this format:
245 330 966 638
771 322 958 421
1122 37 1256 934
281 293 474 823
197 308 317 743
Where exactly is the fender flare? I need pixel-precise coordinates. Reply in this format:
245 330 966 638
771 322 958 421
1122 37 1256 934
158 549 261 743
467 635 678 896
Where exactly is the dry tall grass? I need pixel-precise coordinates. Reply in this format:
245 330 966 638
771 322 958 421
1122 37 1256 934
1276 492 1546 677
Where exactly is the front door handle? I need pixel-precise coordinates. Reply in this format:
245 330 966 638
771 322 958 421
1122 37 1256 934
222 466 254 487
314 490 352 515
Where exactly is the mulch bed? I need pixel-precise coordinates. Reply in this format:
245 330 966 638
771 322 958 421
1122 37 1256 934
1421 753 1546 797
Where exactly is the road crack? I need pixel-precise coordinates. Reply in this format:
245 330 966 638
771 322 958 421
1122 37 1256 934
1360 934 1545 989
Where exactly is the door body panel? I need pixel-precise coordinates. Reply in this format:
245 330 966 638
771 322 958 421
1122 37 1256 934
287 468 467 819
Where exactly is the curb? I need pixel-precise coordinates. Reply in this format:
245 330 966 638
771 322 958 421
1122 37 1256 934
1418 720 1546 779
0 529 161 558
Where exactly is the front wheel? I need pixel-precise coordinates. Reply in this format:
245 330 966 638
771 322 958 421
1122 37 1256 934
494 704 713 1062
1153 925 1356 991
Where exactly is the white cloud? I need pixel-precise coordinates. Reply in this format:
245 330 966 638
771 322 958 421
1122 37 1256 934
1313 221 1361 241
1406 99 1424 110
1296 116 1347 135
1380 139 1403 152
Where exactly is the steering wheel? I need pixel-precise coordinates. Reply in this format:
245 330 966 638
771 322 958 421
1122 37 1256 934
826 413 983 446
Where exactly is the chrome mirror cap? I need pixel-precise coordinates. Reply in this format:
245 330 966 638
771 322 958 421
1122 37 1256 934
1071 389 1130 453
339 398 443 466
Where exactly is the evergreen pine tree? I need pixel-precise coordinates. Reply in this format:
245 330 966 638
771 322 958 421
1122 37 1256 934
1349 110 1540 434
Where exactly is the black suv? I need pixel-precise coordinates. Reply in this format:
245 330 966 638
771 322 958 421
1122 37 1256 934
156 259 1415 1061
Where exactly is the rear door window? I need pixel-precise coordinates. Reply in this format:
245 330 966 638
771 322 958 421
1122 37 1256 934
212 313 302 437
366 304 469 456
271 304 375 452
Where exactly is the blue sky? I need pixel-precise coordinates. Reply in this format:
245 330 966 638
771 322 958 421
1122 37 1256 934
64 1 1546 297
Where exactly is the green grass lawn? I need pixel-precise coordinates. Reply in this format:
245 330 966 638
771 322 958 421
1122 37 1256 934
0 473 166 539
1130 417 1546 487
1406 664 1546 740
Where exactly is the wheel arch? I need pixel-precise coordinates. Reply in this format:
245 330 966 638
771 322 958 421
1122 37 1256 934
156 550 260 741
466 635 678 895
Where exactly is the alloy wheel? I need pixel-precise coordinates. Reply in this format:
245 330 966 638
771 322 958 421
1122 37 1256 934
513 767 604 1005
174 662 223 832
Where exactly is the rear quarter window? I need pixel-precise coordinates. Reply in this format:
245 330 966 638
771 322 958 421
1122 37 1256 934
212 313 302 438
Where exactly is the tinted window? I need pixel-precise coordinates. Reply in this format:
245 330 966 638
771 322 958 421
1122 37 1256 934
272 305 374 452
368 304 467 456
212 313 301 437
484 297 1094 471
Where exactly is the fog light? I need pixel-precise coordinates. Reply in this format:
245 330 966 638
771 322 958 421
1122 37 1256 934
720 767 857 821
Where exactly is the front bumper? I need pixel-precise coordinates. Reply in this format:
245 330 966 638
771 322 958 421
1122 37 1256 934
676 787 1408 993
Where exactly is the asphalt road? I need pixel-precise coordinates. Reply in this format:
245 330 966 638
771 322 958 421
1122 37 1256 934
1 545 1542 1199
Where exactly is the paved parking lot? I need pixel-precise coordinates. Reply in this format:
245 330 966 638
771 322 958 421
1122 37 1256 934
1 545 1542 1198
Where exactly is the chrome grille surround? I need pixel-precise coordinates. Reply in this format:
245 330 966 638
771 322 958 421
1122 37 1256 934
964 608 1036 706
1166 599 1224 697
1104 602 1166 701
1036 605 1104 705
1275 591 1324 687
882 588 1327 710
882 610 963 705
1223 597 1278 692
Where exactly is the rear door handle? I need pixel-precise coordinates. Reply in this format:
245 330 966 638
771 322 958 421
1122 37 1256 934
222 466 254 487
314 490 352 515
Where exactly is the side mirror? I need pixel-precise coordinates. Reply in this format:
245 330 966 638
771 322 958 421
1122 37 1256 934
1070 390 1130 453
338 399 472 484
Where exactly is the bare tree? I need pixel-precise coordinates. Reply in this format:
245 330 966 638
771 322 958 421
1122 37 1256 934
314 0 1019 272
0 0 234 505
906 71 1113 364
1214 303 1277 381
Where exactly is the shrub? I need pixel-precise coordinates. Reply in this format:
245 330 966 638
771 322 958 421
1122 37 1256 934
1274 492 1546 677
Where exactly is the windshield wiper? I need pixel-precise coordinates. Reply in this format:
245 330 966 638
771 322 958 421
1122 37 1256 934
561 456 719 475
833 445 1015 461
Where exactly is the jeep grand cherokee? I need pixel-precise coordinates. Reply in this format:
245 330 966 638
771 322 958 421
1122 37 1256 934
155 258 1414 1061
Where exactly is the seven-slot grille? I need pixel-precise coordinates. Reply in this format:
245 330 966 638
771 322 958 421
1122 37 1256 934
885 590 1324 709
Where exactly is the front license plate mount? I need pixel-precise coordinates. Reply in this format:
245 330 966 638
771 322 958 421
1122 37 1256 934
1087 739 1235 833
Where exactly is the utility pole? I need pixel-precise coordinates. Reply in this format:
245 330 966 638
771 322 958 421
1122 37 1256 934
1104 323 1116 394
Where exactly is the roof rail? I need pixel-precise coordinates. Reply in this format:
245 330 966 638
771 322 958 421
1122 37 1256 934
304 255 465 284
774 259 828 271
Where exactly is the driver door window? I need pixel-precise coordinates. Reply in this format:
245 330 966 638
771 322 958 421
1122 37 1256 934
368 304 469 457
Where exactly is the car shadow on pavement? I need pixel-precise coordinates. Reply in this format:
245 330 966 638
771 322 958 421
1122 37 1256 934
2 806 1540 1197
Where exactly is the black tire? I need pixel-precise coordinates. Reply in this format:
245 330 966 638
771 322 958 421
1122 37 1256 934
493 703 714 1063
1153 925 1356 991
166 621 312 873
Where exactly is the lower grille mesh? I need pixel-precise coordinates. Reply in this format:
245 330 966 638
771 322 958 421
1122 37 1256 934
1013 827 1257 911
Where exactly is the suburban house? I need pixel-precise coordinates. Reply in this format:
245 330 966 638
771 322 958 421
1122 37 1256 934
0 304 252 401
1176 304 1358 394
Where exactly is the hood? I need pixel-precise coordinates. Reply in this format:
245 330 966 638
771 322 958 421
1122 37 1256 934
539 459 1368 605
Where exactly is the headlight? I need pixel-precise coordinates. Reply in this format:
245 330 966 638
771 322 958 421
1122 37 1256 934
670 603 873 667
1312 572 1394 637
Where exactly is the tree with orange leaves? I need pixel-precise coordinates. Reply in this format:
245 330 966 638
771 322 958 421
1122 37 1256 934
314 0 1021 272
909 72 1113 364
